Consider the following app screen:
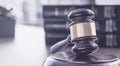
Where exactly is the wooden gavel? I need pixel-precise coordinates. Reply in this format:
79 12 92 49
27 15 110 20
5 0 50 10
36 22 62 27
50 9 98 56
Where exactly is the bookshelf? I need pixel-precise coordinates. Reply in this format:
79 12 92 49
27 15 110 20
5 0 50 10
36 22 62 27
43 1 120 47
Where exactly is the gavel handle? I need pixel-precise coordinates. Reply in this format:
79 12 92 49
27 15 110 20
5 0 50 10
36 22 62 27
50 35 71 54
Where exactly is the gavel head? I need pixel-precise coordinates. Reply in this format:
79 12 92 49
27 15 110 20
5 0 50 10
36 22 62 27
68 9 98 56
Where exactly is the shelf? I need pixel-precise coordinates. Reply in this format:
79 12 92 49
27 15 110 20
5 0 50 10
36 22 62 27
95 0 120 5
41 0 93 5
45 33 68 38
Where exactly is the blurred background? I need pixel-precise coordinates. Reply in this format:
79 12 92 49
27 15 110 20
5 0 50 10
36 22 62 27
1 0 120 66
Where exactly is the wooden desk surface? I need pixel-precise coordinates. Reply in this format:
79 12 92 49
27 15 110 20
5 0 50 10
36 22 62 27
0 24 120 66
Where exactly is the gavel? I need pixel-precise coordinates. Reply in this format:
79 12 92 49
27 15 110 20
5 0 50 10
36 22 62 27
50 9 98 56
43 9 119 66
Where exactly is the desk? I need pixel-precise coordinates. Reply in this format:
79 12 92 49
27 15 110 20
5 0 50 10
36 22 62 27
0 24 120 66
0 25 47 66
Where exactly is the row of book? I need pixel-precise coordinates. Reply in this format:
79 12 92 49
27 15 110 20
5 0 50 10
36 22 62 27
43 5 91 18
97 34 120 48
95 19 119 33
43 6 120 18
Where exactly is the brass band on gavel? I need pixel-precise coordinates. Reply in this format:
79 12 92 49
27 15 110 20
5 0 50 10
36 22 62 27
70 22 96 40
